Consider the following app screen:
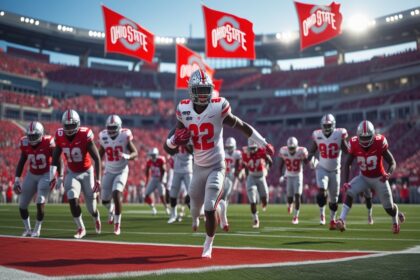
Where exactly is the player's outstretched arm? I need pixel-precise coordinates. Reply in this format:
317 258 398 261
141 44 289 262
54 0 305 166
98 145 105 159
223 113 274 156
343 154 355 184
87 141 102 182
383 149 396 179
126 140 138 160
15 153 27 179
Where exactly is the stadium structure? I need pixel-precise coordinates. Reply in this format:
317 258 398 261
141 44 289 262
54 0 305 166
0 5 420 280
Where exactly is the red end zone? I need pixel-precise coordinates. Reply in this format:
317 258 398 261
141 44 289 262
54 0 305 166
0 236 373 277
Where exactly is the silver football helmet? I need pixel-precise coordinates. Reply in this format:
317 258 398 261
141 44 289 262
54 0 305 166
320 114 336 136
106 115 122 138
148 147 159 161
247 138 258 153
62 109 80 136
26 121 44 146
287 137 298 154
188 69 214 106
225 137 237 154
357 120 375 148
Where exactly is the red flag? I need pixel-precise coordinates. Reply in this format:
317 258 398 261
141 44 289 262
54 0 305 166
175 44 214 89
213 79 223 97
294 1 343 50
102 5 155 63
202 5 255 59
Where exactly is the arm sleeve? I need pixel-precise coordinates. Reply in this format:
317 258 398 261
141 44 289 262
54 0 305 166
221 98 231 119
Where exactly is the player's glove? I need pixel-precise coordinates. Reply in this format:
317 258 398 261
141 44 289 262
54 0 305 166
93 179 101 193
309 157 318 170
173 128 191 146
120 152 131 160
380 173 390 183
264 143 275 157
13 177 22 195
343 182 351 191
55 176 64 190
279 176 285 184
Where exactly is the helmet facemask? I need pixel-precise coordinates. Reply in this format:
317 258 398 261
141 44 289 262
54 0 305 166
358 134 374 148
63 122 79 136
27 131 42 146
190 85 213 106
107 124 120 138
288 145 297 155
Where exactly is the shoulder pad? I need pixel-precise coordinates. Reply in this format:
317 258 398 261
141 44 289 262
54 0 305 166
211 97 222 103
20 137 29 147
180 99 191 105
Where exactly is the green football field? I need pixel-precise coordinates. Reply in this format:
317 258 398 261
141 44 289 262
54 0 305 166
1 203 419 279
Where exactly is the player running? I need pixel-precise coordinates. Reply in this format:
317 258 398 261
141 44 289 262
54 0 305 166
50 109 102 239
337 120 405 233
308 114 348 229
164 69 274 258
99 115 138 235
144 147 169 215
278 137 308 224
242 139 273 229
14 121 63 237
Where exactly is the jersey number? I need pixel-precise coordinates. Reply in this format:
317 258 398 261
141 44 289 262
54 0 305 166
285 159 300 172
105 146 123 161
62 147 83 162
319 143 339 159
189 123 215 150
248 158 262 172
357 156 378 171
28 154 47 170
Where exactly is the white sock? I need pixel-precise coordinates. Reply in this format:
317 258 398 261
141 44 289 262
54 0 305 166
23 217 31 231
218 200 227 225
114 214 121 224
294 209 300 217
320 206 325 216
94 211 100 221
252 212 259 220
368 208 373 216
392 204 399 224
73 215 85 229
205 234 214 245
340 205 351 221
110 201 115 214
330 211 336 221
172 206 177 217
34 220 43 233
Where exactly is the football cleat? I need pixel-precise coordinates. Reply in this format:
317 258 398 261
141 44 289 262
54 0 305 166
95 219 101 234
368 215 374 225
392 223 400 234
176 216 183 222
151 207 157 215
398 212 405 224
320 214 326 225
108 212 114 225
336 219 346 232
74 228 86 239
252 219 260 229
287 205 292 215
262 206 267 212
222 224 230 232
192 217 200 232
114 223 121 236
329 220 337 230
167 216 177 224
21 229 32 237
31 231 40 238
201 238 214 259
165 207 171 215
292 216 299 225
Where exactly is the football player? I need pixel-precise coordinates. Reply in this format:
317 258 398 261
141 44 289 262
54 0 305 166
217 137 242 231
242 139 273 229
164 69 274 258
144 147 169 215
50 110 102 239
337 120 405 233
99 115 138 235
14 121 63 237
165 130 193 224
307 114 348 229
278 137 308 224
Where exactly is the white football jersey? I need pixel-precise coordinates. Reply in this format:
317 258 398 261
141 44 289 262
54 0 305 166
99 128 133 174
173 145 193 173
225 149 242 176
312 128 348 171
279 146 308 177
176 97 231 167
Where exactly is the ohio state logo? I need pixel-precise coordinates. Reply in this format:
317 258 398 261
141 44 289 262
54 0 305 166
302 5 337 36
211 16 247 52
110 18 148 52
179 56 207 79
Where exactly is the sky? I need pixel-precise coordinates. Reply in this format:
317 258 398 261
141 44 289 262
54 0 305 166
0 0 419 69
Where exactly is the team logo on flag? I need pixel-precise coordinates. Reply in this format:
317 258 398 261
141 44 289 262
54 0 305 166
294 1 342 50
102 5 155 62
212 79 223 98
203 5 255 59
176 44 214 89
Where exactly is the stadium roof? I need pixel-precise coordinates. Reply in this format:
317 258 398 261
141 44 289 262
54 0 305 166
0 7 419 63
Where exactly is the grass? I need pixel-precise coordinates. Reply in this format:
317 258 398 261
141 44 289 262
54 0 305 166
1 203 419 279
